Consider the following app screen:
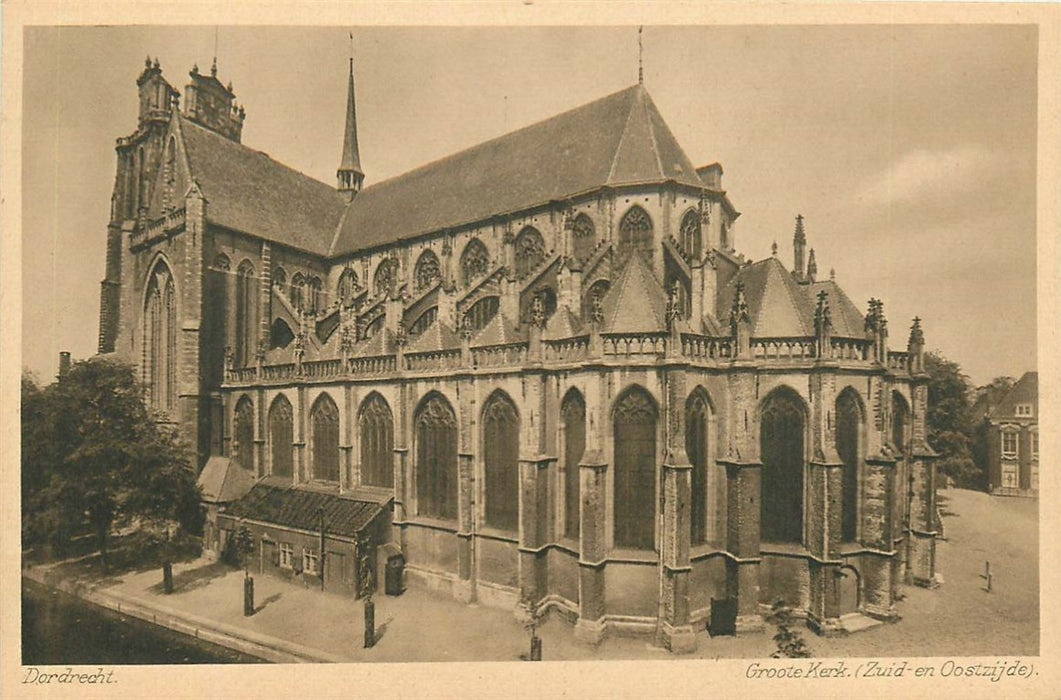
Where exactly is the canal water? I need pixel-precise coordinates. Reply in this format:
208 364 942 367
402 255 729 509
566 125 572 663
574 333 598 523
21 579 265 664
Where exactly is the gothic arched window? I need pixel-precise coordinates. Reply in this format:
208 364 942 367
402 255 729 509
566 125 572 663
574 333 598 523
460 239 489 287
269 394 294 479
144 260 177 412
760 387 806 544
408 307 438 337
571 213 596 264
561 389 586 539
359 393 394 488
290 272 306 311
463 296 499 333
415 393 458 520
311 393 340 482
307 277 323 314
270 318 295 349
514 226 546 280
679 209 702 261
272 266 287 292
337 267 359 307
414 250 442 292
613 386 657 550
235 261 257 366
583 279 610 320
619 205 654 262
836 388 864 543
163 137 177 210
891 392 911 541
234 395 255 473
483 391 519 531
374 258 398 298
686 389 712 545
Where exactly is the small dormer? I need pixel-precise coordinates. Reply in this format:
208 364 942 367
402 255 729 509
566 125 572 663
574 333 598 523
137 56 179 127
182 59 245 143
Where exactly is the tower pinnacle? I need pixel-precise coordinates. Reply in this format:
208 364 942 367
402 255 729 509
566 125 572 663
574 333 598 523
338 35 365 201
793 213 806 280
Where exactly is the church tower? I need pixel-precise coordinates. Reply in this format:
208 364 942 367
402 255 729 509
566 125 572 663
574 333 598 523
337 56 365 200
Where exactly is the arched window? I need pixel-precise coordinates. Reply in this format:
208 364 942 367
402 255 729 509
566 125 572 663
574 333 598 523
416 393 458 520
269 395 294 479
290 272 306 310
408 307 438 337
664 273 691 320
270 318 295 349
163 137 177 210
583 279 610 319
414 250 442 291
686 389 712 545
359 393 394 488
571 213 596 264
460 239 489 287
523 287 556 325
272 266 287 292
307 277 323 314
561 389 586 539
311 393 340 482
483 391 519 531
463 296 499 332
836 389 863 542
234 396 255 473
760 388 806 543
613 386 657 550
891 393 911 538
337 267 359 307
235 261 257 366
679 209 702 261
144 260 177 412
374 258 398 298
619 205 653 262
514 226 546 279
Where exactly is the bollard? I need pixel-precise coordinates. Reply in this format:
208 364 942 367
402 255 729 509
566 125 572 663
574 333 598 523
530 634 542 661
244 575 255 616
364 597 376 648
162 562 173 594
980 561 992 593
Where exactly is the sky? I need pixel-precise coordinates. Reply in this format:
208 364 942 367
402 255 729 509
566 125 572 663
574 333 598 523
21 24 1038 386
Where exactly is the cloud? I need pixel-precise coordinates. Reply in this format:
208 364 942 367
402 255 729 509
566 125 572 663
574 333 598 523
854 145 1006 207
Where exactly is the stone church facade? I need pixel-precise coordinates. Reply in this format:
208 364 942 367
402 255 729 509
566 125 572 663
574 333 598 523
98 55 940 651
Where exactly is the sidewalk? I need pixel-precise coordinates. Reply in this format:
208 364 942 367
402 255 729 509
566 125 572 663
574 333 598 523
21 488 1038 662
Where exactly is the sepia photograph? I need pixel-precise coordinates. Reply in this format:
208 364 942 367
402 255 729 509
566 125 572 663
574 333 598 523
4 4 1058 698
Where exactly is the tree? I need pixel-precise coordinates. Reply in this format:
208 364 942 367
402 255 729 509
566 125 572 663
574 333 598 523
21 358 201 572
924 351 980 489
766 599 811 658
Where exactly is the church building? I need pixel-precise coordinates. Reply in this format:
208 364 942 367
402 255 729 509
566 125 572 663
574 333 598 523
97 53 940 651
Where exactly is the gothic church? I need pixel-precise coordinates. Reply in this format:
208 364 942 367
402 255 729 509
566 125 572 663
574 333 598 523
98 54 940 651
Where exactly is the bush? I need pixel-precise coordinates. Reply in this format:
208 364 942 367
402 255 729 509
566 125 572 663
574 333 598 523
766 599 812 658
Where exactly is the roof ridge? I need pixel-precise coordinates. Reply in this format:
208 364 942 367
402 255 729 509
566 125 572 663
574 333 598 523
640 89 666 179
606 87 640 183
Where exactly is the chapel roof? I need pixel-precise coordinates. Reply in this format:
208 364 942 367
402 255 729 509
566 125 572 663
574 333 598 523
716 256 865 338
223 482 384 540
599 252 671 334
197 456 256 504
330 84 704 257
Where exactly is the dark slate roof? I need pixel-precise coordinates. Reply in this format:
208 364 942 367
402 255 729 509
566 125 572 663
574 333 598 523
541 305 583 340
179 116 346 255
224 482 384 540
990 371 1038 420
472 310 524 346
331 84 703 256
197 456 256 504
718 257 813 337
601 253 670 334
804 280 865 338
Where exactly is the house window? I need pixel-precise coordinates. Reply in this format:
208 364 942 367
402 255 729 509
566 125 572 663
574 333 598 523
1015 404 1033 417
302 548 319 575
1001 430 1018 459
278 543 293 569
482 391 519 532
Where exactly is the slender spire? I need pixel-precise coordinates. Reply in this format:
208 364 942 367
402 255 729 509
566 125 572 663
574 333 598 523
638 26 644 84
338 32 365 200
806 247 817 282
793 213 806 280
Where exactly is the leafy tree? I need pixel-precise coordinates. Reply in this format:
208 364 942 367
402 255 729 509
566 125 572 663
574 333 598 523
21 358 201 572
923 351 980 489
969 376 1016 484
